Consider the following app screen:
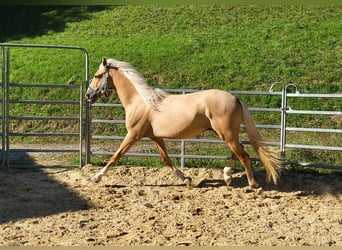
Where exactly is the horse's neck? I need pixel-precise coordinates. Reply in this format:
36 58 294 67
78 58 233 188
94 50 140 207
112 71 141 109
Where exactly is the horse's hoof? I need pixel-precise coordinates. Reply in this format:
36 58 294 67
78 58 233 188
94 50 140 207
255 187 264 195
250 182 260 189
90 175 101 183
224 176 232 186
184 177 192 188
223 167 232 186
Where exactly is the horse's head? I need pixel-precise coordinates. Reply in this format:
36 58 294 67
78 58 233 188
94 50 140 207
85 57 115 103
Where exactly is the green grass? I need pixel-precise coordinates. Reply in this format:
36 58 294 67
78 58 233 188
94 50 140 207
3 6 341 91
1 5 341 167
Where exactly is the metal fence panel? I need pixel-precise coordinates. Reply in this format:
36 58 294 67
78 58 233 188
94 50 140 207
86 82 341 170
1 43 340 170
0 43 89 168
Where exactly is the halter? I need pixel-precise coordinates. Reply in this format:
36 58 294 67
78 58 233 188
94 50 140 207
87 64 118 102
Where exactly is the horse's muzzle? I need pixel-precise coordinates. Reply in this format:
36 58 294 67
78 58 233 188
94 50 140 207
85 89 99 104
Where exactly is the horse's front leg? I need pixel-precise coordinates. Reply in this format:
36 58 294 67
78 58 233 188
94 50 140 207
152 137 192 187
91 133 138 183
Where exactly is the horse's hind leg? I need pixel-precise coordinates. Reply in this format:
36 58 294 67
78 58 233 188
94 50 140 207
223 149 239 186
226 139 259 188
152 137 192 187
224 144 243 186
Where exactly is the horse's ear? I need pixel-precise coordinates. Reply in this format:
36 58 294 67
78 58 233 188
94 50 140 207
102 57 107 67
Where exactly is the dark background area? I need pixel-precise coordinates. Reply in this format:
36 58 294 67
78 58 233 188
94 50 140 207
0 6 109 42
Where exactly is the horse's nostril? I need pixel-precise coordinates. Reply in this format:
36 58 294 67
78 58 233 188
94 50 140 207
85 93 92 101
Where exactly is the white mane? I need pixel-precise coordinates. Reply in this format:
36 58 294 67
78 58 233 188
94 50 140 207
107 58 169 109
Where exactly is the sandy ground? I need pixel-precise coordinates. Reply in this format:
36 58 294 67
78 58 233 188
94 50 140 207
0 164 341 246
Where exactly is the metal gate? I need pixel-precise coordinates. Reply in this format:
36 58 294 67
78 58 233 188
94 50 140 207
0 43 89 168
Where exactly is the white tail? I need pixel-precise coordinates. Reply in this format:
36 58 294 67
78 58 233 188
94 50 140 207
239 100 283 184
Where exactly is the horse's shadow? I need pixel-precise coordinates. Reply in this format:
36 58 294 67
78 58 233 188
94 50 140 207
196 168 342 196
269 168 342 195
134 167 342 196
196 173 251 189
103 168 342 196
197 179 227 188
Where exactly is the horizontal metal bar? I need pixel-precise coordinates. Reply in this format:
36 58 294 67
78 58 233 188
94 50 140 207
230 90 282 96
146 152 178 157
91 103 123 108
9 148 79 153
286 127 342 133
9 132 79 136
287 93 342 98
0 43 87 52
92 135 189 144
10 100 80 105
182 139 278 147
9 115 80 121
9 83 81 89
91 119 125 124
91 151 225 159
285 144 342 151
92 135 126 140
183 154 228 160
183 138 224 144
91 151 180 159
92 135 183 142
241 124 280 129
248 107 281 112
164 89 284 96
286 109 342 116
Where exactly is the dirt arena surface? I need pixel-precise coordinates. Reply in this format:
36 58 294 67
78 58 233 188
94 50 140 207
1 164 341 246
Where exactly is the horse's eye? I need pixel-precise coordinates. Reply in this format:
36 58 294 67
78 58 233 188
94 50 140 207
95 75 102 79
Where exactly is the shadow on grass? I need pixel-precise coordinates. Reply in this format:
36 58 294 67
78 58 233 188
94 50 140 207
0 6 111 42
0 151 92 224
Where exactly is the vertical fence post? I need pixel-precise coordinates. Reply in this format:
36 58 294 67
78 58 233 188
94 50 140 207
85 84 91 165
84 51 90 166
280 83 300 161
280 85 287 159
5 49 10 168
180 139 185 170
180 90 186 170
70 75 84 168
1 46 5 167
269 82 286 158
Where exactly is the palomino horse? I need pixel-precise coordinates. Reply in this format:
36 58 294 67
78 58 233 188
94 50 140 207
85 58 282 189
